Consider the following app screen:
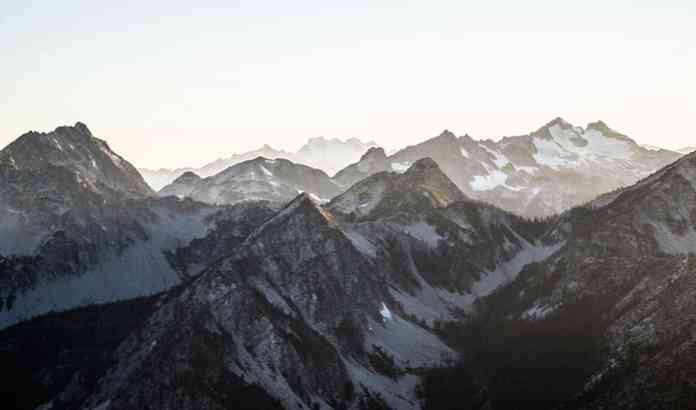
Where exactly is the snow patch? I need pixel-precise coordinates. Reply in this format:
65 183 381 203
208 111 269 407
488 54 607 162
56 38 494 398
259 165 273 176
380 303 392 321
481 144 510 168
391 161 411 173
470 170 520 192
51 138 64 151
532 124 633 170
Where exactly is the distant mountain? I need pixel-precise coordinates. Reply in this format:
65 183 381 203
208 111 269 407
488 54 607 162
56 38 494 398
295 136 378 176
678 146 696 155
157 171 201 198
0 123 223 328
423 151 696 409
139 137 377 190
138 144 292 191
159 157 344 205
640 144 665 151
54 160 556 409
332 146 391 188
334 118 682 218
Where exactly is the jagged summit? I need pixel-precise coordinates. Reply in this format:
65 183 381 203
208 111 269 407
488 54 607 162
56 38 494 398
549 116 572 127
243 192 339 247
0 122 153 198
173 171 200 182
437 129 457 140
167 155 343 205
532 117 576 139
360 146 387 160
333 146 390 187
329 157 466 219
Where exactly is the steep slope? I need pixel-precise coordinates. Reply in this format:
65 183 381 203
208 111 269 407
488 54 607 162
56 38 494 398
333 147 391 188
57 161 558 410
72 194 452 410
0 124 230 329
0 123 155 257
332 119 681 218
168 200 281 277
329 158 560 320
330 157 466 219
457 151 696 408
181 157 344 205
0 122 153 199
157 171 201 198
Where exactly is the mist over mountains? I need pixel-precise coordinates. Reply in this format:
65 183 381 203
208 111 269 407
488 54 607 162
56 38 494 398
146 117 682 218
139 137 378 191
1 121 695 409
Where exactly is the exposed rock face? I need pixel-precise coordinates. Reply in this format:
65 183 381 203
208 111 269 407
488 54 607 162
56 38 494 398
158 171 201 198
333 147 391 188
466 151 696 408
0 124 223 329
169 200 281 278
162 157 344 206
333 119 681 218
60 161 555 410
5 122 695 409
0 122 154 199
329 157 467 219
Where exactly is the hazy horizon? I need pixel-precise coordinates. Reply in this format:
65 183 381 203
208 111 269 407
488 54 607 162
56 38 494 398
2 0 694 168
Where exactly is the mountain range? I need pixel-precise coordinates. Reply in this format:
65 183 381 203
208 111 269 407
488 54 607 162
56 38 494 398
139 137 378 191
154 118 682 218
367 118 681 218
1 121 695 409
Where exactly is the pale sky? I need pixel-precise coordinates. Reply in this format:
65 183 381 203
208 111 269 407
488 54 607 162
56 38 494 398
2 0 694 168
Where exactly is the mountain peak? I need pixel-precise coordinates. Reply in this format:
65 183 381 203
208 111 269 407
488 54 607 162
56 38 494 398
247 192 338 242
360 146 387 161
405 157 440 174
587 120 616 134
329 156 465 219
531 117 575 140
543 117 574 130
586 121 632 142
73 121 92 135
436 129 457 140
173 171 201 183
1 122 154 201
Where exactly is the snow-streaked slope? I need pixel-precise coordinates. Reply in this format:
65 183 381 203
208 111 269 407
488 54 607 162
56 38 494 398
0 198 219 329
167 157 344 206
333 119 681 218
